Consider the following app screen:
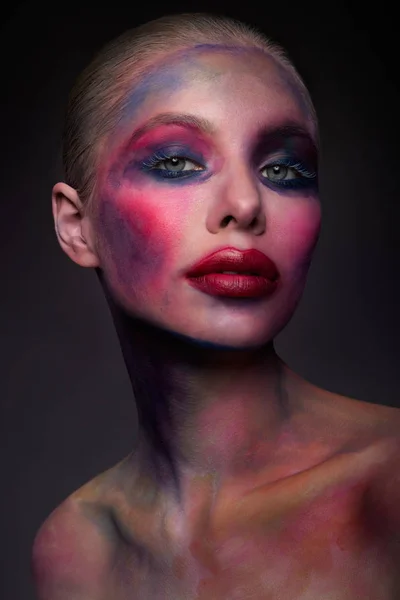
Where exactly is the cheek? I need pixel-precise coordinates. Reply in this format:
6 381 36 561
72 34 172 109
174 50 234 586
272 199 321 275
95 182 190 301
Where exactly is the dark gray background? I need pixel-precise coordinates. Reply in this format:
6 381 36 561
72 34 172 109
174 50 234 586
1 2 399 598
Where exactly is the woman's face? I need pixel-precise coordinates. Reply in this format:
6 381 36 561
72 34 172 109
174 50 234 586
92 46 321 348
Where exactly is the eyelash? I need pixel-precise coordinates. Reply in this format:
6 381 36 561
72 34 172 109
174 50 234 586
261 158 317 188
140 149 317 188
141 149 201 179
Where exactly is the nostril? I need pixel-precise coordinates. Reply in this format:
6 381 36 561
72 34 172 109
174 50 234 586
220 216 233 227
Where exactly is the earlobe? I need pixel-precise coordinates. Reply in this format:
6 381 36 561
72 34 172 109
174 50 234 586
52 182 99 268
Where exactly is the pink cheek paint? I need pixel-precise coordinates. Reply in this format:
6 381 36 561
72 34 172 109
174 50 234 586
272 202 321 282
97 186 174 297
96 179 196 315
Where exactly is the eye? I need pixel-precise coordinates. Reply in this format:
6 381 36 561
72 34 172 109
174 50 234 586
261 164 299 182
140 150 205 180
157 156 202 173
259 159 317 190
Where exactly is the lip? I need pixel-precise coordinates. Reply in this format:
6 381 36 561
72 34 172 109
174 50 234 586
186 247 279 279
185 247 280 298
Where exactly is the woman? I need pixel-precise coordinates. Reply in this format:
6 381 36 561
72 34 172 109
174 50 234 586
31 12 400 599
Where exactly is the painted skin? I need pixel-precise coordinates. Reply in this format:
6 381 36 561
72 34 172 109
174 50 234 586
33 46 400 599
93 46 320 350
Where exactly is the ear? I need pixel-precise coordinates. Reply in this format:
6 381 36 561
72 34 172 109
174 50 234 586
52 182 99 268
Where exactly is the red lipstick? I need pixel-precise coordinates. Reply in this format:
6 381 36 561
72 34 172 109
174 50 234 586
185 247 279 298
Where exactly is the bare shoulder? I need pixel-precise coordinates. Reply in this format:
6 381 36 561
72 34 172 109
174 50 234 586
32 471 121 600
306 386 400 529
304 382 400 448
364 428 400 535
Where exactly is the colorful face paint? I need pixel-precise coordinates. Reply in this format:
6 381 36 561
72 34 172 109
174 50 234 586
93 46 321 349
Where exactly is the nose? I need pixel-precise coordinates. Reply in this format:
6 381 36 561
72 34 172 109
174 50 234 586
206 160 266 236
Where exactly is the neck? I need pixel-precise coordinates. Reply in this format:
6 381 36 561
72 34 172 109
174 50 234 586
99 272 306 502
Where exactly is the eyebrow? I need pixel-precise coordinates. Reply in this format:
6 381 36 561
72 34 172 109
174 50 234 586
126 112 217 145
252 123 319 155
125 111 318 152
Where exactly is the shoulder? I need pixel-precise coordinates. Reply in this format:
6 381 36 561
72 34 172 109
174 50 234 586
329 394 400 538
313 391 400 540
304 387 400 506
365 433 400 536
305 384 400 449
31 477 118 599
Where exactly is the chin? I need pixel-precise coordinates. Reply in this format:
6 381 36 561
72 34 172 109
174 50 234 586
137 291 300 352
197 304 297 349
161 316 288 351
165 328 270 351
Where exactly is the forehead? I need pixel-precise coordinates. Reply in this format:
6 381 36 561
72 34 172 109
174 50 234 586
113 45 315 145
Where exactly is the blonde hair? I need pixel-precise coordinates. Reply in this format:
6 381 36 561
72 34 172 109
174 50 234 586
63 12 317 215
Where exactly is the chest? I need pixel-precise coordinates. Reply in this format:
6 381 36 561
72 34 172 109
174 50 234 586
111 478 399 599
